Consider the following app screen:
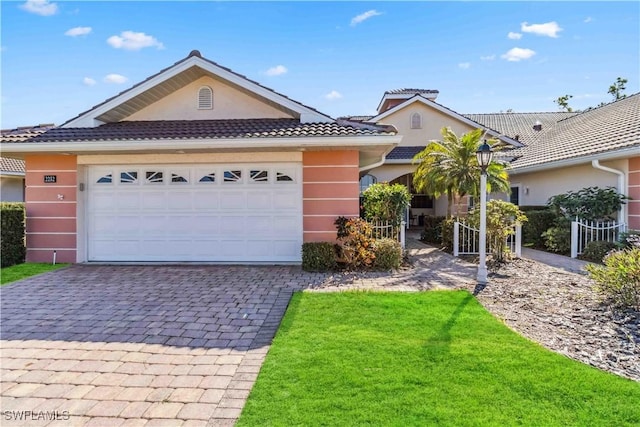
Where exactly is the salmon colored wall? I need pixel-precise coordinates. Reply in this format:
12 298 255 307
303 151 359 242
628 156 640 230
25 155 77 263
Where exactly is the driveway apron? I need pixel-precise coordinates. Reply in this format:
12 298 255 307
0 265 317 426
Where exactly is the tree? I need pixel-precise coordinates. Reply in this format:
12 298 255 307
608 77 628 101
554 94 573 112
412 127 511 218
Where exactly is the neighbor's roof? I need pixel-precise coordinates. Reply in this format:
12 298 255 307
384 88 440 96
505 93 640 170
8 119 396 143
1 125 55 174
0 157 25 174
463 112 577 145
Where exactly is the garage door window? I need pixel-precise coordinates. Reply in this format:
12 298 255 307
199 172 216 183
224 170 242 183
276 171 295 182
146 171 163 184
97 173 113 184
171 173 188 183
120 171 138 184
250 170 269 182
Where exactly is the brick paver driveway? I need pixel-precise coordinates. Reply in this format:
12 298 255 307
0 265 318 426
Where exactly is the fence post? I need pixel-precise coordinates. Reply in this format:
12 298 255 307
515 223 522 258
453 221 459 257
570 220 579 258
400 221 406 250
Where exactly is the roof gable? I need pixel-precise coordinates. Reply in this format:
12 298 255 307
63 50 333 128
366 95 524 148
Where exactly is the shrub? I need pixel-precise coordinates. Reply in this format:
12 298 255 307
1 202 26 268
373 239 402 270
586 246 640 310
542 223 572 255
522 209 555 249
302 242 337 272
440 218 456 253
547 186 628 221
334 217 376 270
580 241 619 263
421 215 446 244
361 183 411 227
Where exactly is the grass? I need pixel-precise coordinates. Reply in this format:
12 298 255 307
1 263 68 286
238 291 640 427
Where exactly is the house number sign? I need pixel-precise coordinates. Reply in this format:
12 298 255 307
43 175 57 183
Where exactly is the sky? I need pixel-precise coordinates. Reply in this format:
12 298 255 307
1 1 639 129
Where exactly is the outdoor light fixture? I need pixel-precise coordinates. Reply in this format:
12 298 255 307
475 140 493 284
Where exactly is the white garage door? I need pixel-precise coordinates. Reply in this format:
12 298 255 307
87 163 302 262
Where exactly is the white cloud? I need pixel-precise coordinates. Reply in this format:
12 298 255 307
265 65 288 76
458 62 471 69
521 21 562 38
83 77 96 86
480 54 496 61
325 90 343 100
584 17 593 23
20 0 58 16
508 32 522 40
104 74 128 84
107 31 164 51
501 47 536 62
351 10 382 26
65 26 92 37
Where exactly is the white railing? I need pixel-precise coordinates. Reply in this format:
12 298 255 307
453 221 522 258
368 220 406 249
571 219 626 258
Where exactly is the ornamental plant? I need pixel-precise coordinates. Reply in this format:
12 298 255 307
361 182 411 227
334 217 376 270
467 200 527 262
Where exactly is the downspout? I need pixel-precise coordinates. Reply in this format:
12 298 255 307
592 160 625 224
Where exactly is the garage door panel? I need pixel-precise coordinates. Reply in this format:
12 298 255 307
88 163 302 262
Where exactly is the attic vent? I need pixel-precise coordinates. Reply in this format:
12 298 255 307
410 112 422 129
198 86 213 110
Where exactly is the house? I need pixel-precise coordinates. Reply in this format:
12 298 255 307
1 125 55 202
0 50 400 264
466 93 640 229
344 89 524 219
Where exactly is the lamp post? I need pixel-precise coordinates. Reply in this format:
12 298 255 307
476 140 493 284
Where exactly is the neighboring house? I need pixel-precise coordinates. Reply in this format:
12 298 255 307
0 50 400 263
0 125 55 202
467 94 640 229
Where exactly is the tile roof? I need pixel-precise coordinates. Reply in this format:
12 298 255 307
384 89 439 96
0 124 56 142
0 157 25 174
505 93 640 169
463 112 577 145
8 119 395 143
386 146 426 160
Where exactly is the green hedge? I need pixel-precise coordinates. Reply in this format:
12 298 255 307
1 202 26 267
421 215 446 244
302 242 337 272
522 209 556 249
373 238 403 270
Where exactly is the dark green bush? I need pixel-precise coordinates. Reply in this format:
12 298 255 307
522 209 555 249
542 218 571 255
421 215 446 244
440 218 456 253
373 238 402 271
302 242 337 272
587 246 640 310
580 241 619 263
1 202 26 267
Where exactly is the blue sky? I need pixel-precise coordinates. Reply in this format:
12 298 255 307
1 1 638 129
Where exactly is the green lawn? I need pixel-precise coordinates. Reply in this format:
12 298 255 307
238 291 640 427
1 263 68 286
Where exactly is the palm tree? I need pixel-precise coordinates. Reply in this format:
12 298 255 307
412 127 510 218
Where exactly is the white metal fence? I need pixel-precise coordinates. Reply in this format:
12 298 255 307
570 219 626 258
453 221 522 258
367 220 406 249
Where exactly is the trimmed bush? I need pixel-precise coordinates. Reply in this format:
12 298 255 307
302 242 337 272
421 215 446 244
373 239 402 271
580 241 619 263
1 202 26 268
440 218 456 253
522 209 555 249
587 246 640 310
542 220 572 255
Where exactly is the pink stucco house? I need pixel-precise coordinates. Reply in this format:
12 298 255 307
0 51 400 263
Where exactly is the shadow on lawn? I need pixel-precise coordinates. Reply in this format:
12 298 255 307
423 292 474 362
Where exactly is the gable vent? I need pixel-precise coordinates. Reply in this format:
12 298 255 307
198 86 213 110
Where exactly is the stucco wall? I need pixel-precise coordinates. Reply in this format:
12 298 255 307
303 151 359 242
628 156 640 230
25 155 78 263
1 176 25 202
126 76 293 121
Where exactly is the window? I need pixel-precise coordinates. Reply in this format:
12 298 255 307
276 172 294 182
250 170 269 183
359 174 377 193
120 171 138 184
171 173 188 183
97 174 112 184
510 186 520 206
411 194 433 209
198 86 213 110
223 170 242 183
145 171 163 184
410 112 422 129
199 172 216 183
